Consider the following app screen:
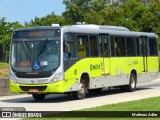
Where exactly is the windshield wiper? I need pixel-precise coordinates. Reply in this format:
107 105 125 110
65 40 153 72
22 40 31 55
38 39 48 56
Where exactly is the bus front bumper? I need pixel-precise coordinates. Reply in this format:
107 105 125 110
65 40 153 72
10 80 73 94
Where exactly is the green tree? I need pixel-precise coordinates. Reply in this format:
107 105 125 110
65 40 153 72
149 1 160 33
115 0 146 31
0 18 23 62
62 0 91 24
25 12 64 26
148 0 160 44
62 0 160 33
63 0 117 25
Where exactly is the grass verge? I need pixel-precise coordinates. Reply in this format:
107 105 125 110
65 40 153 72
24 96 160 120
0 62 8 79
0 62 8 69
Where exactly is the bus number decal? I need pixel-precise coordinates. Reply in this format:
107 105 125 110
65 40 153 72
38 79 48 83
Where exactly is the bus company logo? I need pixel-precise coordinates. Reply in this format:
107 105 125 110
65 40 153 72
90 64 100 71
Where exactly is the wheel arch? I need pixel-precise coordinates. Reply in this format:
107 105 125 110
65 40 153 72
79 72 90 89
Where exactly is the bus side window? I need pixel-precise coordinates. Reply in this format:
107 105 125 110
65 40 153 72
89 36 98 57
64 41 75 60
65 41 71 58
104 36 108 56
99 36 103 57
126 37 136 56
140 37 148 56
115 37 126 56
77 35 89 59
136 38 141 56
149 38 158 56
110 36 115 56
99 35 109 57
64 33 76 62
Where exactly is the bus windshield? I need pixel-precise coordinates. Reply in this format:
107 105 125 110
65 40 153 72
11 39 60 73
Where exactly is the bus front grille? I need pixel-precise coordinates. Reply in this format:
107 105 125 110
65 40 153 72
19 86 47 92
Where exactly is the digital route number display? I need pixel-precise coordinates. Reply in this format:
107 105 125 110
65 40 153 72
13 29 60 39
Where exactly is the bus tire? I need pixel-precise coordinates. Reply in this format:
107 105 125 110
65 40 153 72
120 73 136 92
32 94 46 101
72 79 87 100
127 73 136 92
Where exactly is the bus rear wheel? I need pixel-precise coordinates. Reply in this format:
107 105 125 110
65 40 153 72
120 73 136 92
72 79 87 100
32 94 46 101
127 73 136 92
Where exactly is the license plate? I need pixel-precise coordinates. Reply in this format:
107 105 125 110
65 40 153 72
28 89 39 93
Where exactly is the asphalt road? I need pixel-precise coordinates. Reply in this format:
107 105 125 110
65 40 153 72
0 78 160 111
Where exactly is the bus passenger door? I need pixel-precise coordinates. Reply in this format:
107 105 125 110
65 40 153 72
140 36 148 72
63 33 77 80
99 33 109 75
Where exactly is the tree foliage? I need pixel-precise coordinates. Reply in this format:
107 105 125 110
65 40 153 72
25 12 64 26
0 0 160 62
63 0 160 33
0 17 24 62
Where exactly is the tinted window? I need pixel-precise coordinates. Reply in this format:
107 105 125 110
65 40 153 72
149 38 158 56
90 36 98 57
110 36 115 56
126 37 136 56
99 35 109 57
140 37 148 56
115 37 126 56
77 35 89 58
136 38 141 56
64 33 76 59
104 36 109 57
99 36 103 57
64 41 76 58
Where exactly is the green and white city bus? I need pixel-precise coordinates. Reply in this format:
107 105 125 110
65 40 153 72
9 24 159 100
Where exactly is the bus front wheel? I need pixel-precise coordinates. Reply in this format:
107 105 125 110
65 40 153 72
32 94 46 101
72 79 87 100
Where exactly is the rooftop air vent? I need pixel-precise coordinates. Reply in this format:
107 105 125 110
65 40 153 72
51 24 60 27
71 24 129 31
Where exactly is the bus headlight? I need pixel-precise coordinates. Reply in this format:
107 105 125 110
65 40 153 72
50 72 62 83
